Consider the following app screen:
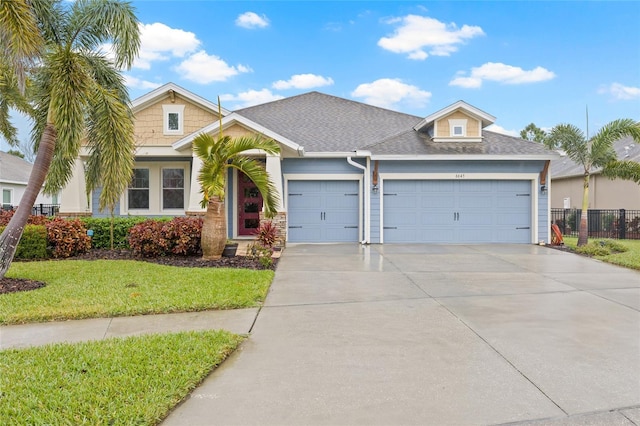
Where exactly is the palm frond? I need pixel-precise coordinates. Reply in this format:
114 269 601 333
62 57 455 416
68 0 140 69
602 160 640 184
590 119 640 168
85 84 135 211
547 124 588 170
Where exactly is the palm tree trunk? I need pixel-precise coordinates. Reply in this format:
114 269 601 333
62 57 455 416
200 196 227 259
0 123 56 278
577 173 590 247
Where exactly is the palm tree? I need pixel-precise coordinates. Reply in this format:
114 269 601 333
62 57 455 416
0 0 140 278
193 129 280 259
547 119 640 246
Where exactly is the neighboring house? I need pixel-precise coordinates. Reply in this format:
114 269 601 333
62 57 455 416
0 151 58 211
60 82 558 244
550 136 640 210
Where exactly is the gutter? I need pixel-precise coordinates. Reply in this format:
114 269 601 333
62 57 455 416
346 155 370 244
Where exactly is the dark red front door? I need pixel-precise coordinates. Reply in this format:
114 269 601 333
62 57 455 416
238 172 263 235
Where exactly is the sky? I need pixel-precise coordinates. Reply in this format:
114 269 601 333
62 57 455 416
5 0 640 153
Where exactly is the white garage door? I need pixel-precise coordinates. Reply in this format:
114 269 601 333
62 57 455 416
287 180 360 242
383 180 532 243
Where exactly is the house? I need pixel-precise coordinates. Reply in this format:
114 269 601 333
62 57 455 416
550 136 640 210
0 151 58 213
59 82 558 244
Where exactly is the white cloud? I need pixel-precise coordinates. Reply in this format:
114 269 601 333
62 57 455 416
485 124 519 137
272 74 334 90
134 23 201 69
220 89 284 108
351 78 432 109
124 75 162 90
236 12 270 29
378 15 484 60
450 62 556 88
599 83 640 100
174 51 250 84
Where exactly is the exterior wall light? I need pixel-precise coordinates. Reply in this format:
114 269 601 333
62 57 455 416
372 183 379 194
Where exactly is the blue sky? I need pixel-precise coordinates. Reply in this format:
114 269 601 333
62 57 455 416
6 1 640 152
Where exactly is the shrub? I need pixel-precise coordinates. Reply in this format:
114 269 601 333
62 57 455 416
162 217 202 256
575 239 628 257
128 220 168 257
81 217 152 249
247 242 273 269
0 225 48 259
46 218 91 258
0 209 50 226
255 221 278 248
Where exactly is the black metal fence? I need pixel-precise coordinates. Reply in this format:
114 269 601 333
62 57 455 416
551 208 640 240
1 204 60 216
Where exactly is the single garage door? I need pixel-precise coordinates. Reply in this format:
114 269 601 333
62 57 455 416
287 180 360 242
383 180 532 243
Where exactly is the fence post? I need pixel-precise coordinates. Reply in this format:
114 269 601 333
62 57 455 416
619 209 626 240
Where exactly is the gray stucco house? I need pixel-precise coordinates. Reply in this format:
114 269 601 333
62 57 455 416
60 83 558 244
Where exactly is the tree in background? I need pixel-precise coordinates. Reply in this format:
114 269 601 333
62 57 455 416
5 149 24 159
520 122 558 150
0 0 140 278
546 119 640 246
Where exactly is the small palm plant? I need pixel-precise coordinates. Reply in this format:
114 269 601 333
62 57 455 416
193 118 280 259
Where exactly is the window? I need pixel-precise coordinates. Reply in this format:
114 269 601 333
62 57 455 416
162 168 184 209
162 105 185 135
448 119 467 138
2 189 12 209
128 169 149 209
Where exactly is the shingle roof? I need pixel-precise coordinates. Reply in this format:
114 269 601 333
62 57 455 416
365 130 556 157
551 135 640 179
234 91 558 158
0 151 33 183
235 92 422 152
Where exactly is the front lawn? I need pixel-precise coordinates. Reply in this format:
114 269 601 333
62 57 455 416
0 260 273 325
562 237 640 270
0 330 243 425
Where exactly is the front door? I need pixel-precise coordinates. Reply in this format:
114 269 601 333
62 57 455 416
238 172 263 236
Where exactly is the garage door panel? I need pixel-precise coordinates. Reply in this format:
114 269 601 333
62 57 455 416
288 180 359 243
383 179 532 244
421 194 454 208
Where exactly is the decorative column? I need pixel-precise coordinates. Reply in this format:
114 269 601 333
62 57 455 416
58 158 90 216
264 154 286 246
186 154 205 216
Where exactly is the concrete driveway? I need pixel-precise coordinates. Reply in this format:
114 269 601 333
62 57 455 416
164 244 640 426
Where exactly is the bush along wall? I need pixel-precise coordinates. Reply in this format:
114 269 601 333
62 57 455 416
80 217 157 249
128 217 202 257
46 218 92 258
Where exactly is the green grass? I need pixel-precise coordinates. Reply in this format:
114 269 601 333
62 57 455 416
563 237 640 270
0 330 243 425
0 260 273 325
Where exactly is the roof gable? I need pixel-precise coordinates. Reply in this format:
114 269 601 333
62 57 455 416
413 100 496 133
131 82 229 115
0 151 34 183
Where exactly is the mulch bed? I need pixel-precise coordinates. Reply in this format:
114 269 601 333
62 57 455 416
1 249 277 295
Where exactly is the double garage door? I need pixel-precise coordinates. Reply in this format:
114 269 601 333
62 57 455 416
286 179 533 244
287 180 360 243
383 180 532 244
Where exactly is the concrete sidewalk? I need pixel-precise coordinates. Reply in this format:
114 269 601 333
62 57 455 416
0 309 259 350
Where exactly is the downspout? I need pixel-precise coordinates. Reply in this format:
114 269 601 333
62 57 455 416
346 155 370 244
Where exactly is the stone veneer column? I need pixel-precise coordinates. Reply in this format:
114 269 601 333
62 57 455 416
259 212 287 247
